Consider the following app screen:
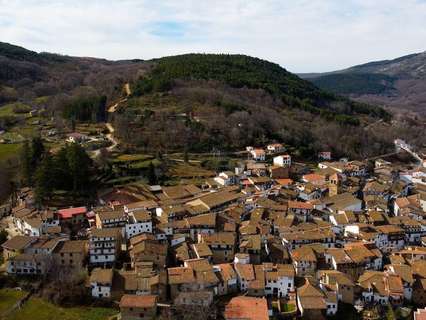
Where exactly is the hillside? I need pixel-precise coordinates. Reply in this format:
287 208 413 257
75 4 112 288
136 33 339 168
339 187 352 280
301 51 426 114
1 43 418 164
110 54 400 159
0 42 144 105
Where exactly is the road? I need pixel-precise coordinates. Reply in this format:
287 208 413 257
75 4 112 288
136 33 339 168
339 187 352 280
91 83 130 157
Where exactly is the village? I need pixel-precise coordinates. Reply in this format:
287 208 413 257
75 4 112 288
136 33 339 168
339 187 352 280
2 140 426 320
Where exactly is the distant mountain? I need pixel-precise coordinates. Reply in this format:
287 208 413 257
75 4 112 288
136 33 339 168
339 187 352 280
301 51 426 114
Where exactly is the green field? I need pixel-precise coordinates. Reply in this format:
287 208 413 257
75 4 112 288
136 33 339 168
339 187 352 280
0 102 30 117
7 297 117 320
0 143 21 163
0 289 27 315
113 153 153 163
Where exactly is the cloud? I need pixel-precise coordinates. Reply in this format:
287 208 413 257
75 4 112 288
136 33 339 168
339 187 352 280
0 0 425 72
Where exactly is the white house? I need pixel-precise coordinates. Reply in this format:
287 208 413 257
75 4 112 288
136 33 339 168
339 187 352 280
66 132 88 144
250 149 266 161
264 264 295 298
214 171 237 186
235 263 255 292
267 143 285 154
89 228 122 266
7 253 49 275
90 268 113 298
214 264 238 296
21 217 43 236
125 210 153 239
273 155 291 167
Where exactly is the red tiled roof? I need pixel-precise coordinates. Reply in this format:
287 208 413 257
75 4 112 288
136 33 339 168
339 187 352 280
119 294 157 308
224 296 268 320
288 201 313 210
57 206 87 219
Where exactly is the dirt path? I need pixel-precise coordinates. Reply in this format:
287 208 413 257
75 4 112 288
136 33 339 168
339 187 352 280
105 122 118 152
124 83 131 96
96 83 131 155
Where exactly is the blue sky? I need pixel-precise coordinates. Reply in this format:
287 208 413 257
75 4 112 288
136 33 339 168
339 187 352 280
1 0 426 72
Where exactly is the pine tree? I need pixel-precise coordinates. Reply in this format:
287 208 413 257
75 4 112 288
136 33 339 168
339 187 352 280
31 136 45 167
184 149 189 163
20 140 32 185
34 154 54 205
65 143 91 194
147 162 157 185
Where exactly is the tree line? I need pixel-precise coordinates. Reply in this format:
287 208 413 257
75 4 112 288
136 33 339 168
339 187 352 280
20 137 93 204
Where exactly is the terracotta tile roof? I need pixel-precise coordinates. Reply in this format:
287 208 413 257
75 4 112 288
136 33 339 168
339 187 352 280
126 200 157 210
215 263 237 281
186 212 216 227
162 185 201 199
288 201 313 210
235 263 255 281
168 267 195 285
132 210 152 222
224 296 268 320
1 235 35 250
201 232 236 246
90 228 121 239
303 173 325 183
90 268 113 285
374 224 404 234
414 308 426 320
196 190 241 209
345 245 376 263
119 294 157 308
57 206 87 219
411 260 426 278
54 240 87 253
297 281 326 309
192 243 213 257
275 178 294 186
388 264 414 284
326 248 353 264
291 246 317 262
97 210 126 221
318 270 355 287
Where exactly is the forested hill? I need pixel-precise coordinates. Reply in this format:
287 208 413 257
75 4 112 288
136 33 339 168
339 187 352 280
1 43 412 160
109 53 405 159
133 54 390 122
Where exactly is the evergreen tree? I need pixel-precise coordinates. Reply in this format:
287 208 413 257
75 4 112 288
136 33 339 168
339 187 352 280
184 149 189 163
34 154 54 205
20 140 32 185
65 143 91 194
147 162 157 185
31 136 45 167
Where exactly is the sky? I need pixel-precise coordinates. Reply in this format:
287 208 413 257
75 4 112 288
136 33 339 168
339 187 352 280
1 0 426 73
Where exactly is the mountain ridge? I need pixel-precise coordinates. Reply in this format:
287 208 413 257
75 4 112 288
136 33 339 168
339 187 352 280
301 51 426 114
